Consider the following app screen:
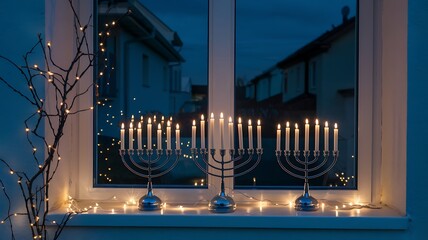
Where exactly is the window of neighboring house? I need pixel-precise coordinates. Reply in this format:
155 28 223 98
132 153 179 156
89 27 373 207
142 54 150 87
283 70 288 93
296 66 302 93
310 61 317 89
95 0 208 187
235 0 357 189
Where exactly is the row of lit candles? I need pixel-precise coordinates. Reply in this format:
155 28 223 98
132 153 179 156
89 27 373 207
120 116 337 152
191 113 262 150
276 119 338 152
120 118 180 151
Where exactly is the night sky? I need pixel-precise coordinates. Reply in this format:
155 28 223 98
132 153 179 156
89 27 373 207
140 0 356 85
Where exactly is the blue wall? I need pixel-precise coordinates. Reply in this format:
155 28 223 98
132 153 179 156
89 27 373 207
407 0 428 238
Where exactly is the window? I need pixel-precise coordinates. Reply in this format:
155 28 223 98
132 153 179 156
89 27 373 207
95 0 208 187
49 0 390 207
235 0 357 188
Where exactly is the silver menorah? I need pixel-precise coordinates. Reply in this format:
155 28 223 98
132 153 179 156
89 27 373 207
119 118 181 211
190 113 263 213
276 120 339 211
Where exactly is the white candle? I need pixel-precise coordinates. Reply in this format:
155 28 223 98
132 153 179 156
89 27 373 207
166 120 171 150
201 114 205 149
219 112 224 149
120 123 125 150
305 119 309 151
157 123 162 149
137 122 142 150
295 123 299 151
248 120 253 149
334 123 338 151
238 117 243 149
257 120 262 149
315 119 319 152
285 122 290 151
147 118 152 150
210 113 214 149
129 122 133 150
192 120 196 149
228 117 234 150
176 124 180 150
324 121 329 151
276 124 281 151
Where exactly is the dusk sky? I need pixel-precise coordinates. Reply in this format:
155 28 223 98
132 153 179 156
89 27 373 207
140 0 356 85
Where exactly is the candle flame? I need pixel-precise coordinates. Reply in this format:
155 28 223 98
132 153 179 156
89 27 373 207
148 118 152 124
201 114 204 120
316 119 319 125
210 112 214 119
257 120 261 126
129 122 133 128
121 123 124 129
248 119 252 125
220 112 224 119
277 124 281 130
325 121 329 127
229 117 233 123
176 124 180 130
295 123 298 129
286 121 290 127
238 117 242 124
141 116 143 121
167 120 171 127
192 120 196 126
138 122 141 129
334 123 338 128
158 123 161 129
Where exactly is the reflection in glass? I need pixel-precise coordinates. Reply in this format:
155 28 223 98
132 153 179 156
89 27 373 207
235 0 357 188
95 0 208 187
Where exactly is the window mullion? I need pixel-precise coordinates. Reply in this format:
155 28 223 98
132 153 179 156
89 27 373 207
208 0 236 192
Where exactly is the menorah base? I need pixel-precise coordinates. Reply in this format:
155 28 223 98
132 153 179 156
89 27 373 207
138 194 163 211
294 193 319 211
209 194 236 213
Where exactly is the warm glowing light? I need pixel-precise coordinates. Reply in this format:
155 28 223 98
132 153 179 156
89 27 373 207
257 119 261 126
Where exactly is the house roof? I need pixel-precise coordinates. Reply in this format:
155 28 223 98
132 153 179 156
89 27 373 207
249 17 355 85
276 17 355 69
99 0 184 62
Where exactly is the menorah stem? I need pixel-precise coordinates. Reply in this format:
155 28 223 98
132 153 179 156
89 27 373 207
294 151 319 211
209 149 236 213
138 150 162 211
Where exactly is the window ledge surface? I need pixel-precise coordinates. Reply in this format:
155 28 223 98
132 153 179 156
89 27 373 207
49 202 409 230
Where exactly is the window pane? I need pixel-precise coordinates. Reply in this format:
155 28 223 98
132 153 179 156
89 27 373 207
235 0 357 188
95 0 208 187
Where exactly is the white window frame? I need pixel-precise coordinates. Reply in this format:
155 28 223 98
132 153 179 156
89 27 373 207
48 0 405 212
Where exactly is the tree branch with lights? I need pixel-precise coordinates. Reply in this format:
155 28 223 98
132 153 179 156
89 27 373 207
0 1 123 239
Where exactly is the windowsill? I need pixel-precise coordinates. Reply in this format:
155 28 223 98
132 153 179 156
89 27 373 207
48 201 409 230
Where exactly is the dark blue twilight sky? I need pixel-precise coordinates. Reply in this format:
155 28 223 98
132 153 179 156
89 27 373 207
140 0 356 85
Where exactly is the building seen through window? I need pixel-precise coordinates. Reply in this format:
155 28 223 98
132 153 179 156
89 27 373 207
235 0 357 188
96 0 208 187
95 0 357 189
